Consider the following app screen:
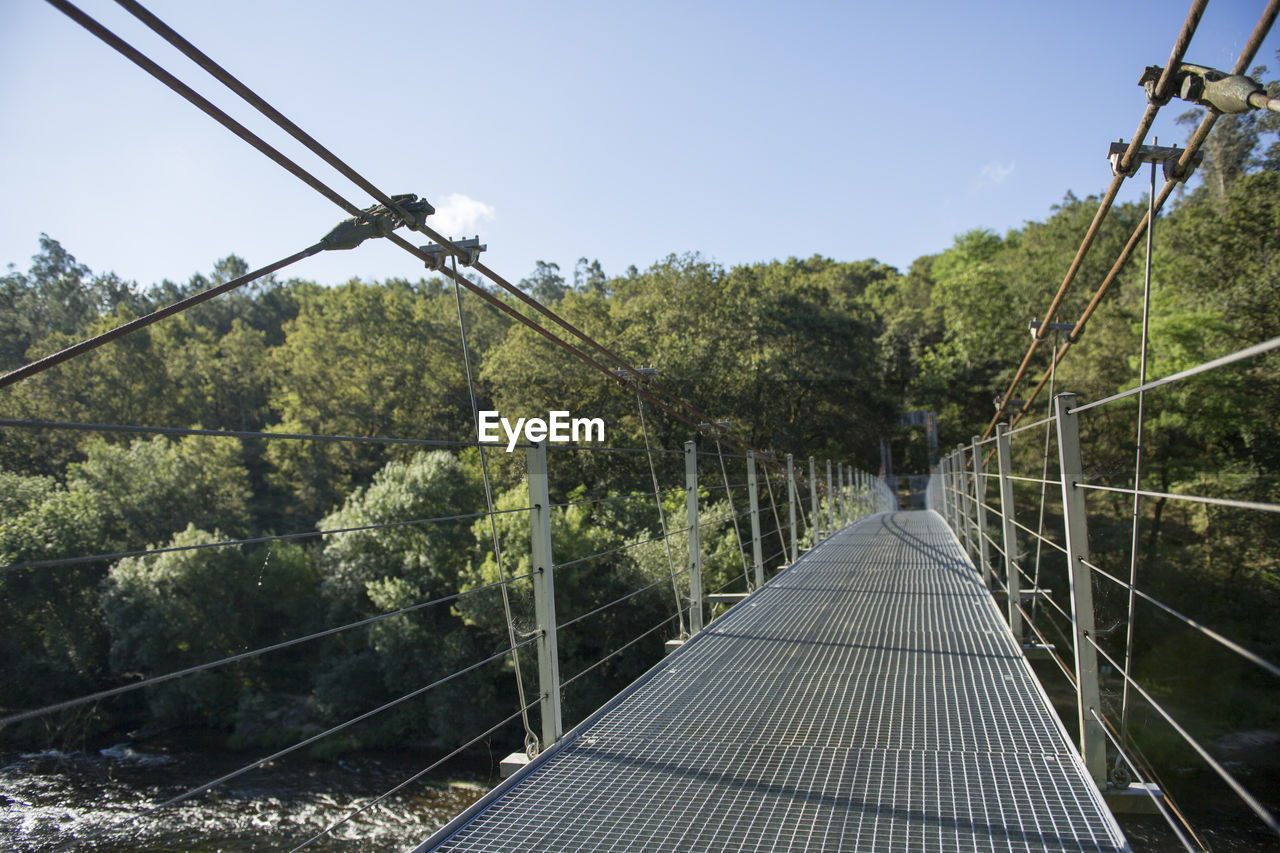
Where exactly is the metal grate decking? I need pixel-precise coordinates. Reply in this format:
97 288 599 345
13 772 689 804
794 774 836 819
417 511 1128 852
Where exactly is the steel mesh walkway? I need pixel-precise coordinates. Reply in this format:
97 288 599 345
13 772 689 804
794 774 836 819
417 511 1127 852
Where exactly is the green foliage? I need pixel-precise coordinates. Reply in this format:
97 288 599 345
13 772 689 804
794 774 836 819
3 151 1277 760
103 528 319 725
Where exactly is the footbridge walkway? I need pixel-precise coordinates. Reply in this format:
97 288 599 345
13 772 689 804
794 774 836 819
417 511 1126 852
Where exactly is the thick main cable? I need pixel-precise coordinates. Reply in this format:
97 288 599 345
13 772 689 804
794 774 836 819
985 0 1209 438
96 0 795 471
1002 0 1279 433
115 0 728 440
0 246 316 389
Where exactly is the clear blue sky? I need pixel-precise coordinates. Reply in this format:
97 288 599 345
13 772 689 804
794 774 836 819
1 1 1275 290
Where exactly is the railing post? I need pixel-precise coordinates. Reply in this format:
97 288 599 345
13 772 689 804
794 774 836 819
826 459 835 535
972 435 992 588
684 441 703 634
787 453 798 563
526 441 562 747
747 450 764 589
809 456 819 545
958 444 977 557
995 423 1022 643
940 453 953 529
846 466 853 524
1055 392 1107 786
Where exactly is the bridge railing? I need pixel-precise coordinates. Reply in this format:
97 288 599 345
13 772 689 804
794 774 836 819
930 334 1280 849
0 406 890 849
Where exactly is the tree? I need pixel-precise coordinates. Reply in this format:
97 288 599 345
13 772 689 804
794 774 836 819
103 527 319 726
520 260 568 304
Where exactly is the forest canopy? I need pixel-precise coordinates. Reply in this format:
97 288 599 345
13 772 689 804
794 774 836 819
1 94 1277 755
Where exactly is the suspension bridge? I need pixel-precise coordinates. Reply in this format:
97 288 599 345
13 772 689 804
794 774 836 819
3 0 1280 851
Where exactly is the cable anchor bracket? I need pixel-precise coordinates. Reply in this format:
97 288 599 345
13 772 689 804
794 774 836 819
421 236 486 270
1107 140 1203 183
318 194 435 252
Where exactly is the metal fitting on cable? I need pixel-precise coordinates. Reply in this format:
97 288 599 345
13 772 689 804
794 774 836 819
1106 140 1203 183
319 194 434 252
1029 319 1078 339
1175 63 1270 114
1138 65 1174 108
698 420 731 435
611 366 658 383
421 237 486 270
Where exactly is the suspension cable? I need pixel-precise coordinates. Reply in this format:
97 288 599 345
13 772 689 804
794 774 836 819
760 462 787 559
0 573 529 729
1001 0 1279 434
634 388 687 636
1030 328 1060 624
0 507 530 575
61 0 797 474
52 637 535 853
0 245 317 389
714 438 753 591
1119 152 1159 762
287 699 539 852
450 253 537 755
985 0 1209 438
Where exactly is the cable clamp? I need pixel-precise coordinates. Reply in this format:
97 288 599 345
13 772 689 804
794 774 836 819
1175 63 1265 114
319 194 435 252
420 236 486 269
1106 141 1202 183
612 366 658 384
1138 65 1172 107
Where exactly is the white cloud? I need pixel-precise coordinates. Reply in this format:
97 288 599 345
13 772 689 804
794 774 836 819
430 193 496 237
975 161 1015 189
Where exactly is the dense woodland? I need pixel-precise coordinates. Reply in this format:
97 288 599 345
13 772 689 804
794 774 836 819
1 88 1277 767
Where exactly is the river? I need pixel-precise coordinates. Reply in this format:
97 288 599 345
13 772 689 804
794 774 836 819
1 741 486 852
4 738 1278 851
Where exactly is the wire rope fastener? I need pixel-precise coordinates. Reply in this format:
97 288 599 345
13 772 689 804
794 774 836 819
421 237 486 269
611 366 658 384
1138 65 1174 108
1175 63 1270 114
318 194 434 251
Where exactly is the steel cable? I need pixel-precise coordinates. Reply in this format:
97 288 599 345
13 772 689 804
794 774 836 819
0 506 531 575
0 573 533 729
287 698 540 852
450 253 537 755
78 0 808 478
635 389 687 636
51 636 537 852
985 0 1210 438
714 439 753 591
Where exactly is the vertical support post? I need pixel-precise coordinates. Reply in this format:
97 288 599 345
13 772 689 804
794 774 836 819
972 435 992 588
844 467 853 524
826 459 835 534
836 463 845 527
787 453 798 563
809 456 819 545
526 442 562 747
995 423 1022 643
747 451 764 589
684 441 703 635
940 453 953 529
1055 393 1106 786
